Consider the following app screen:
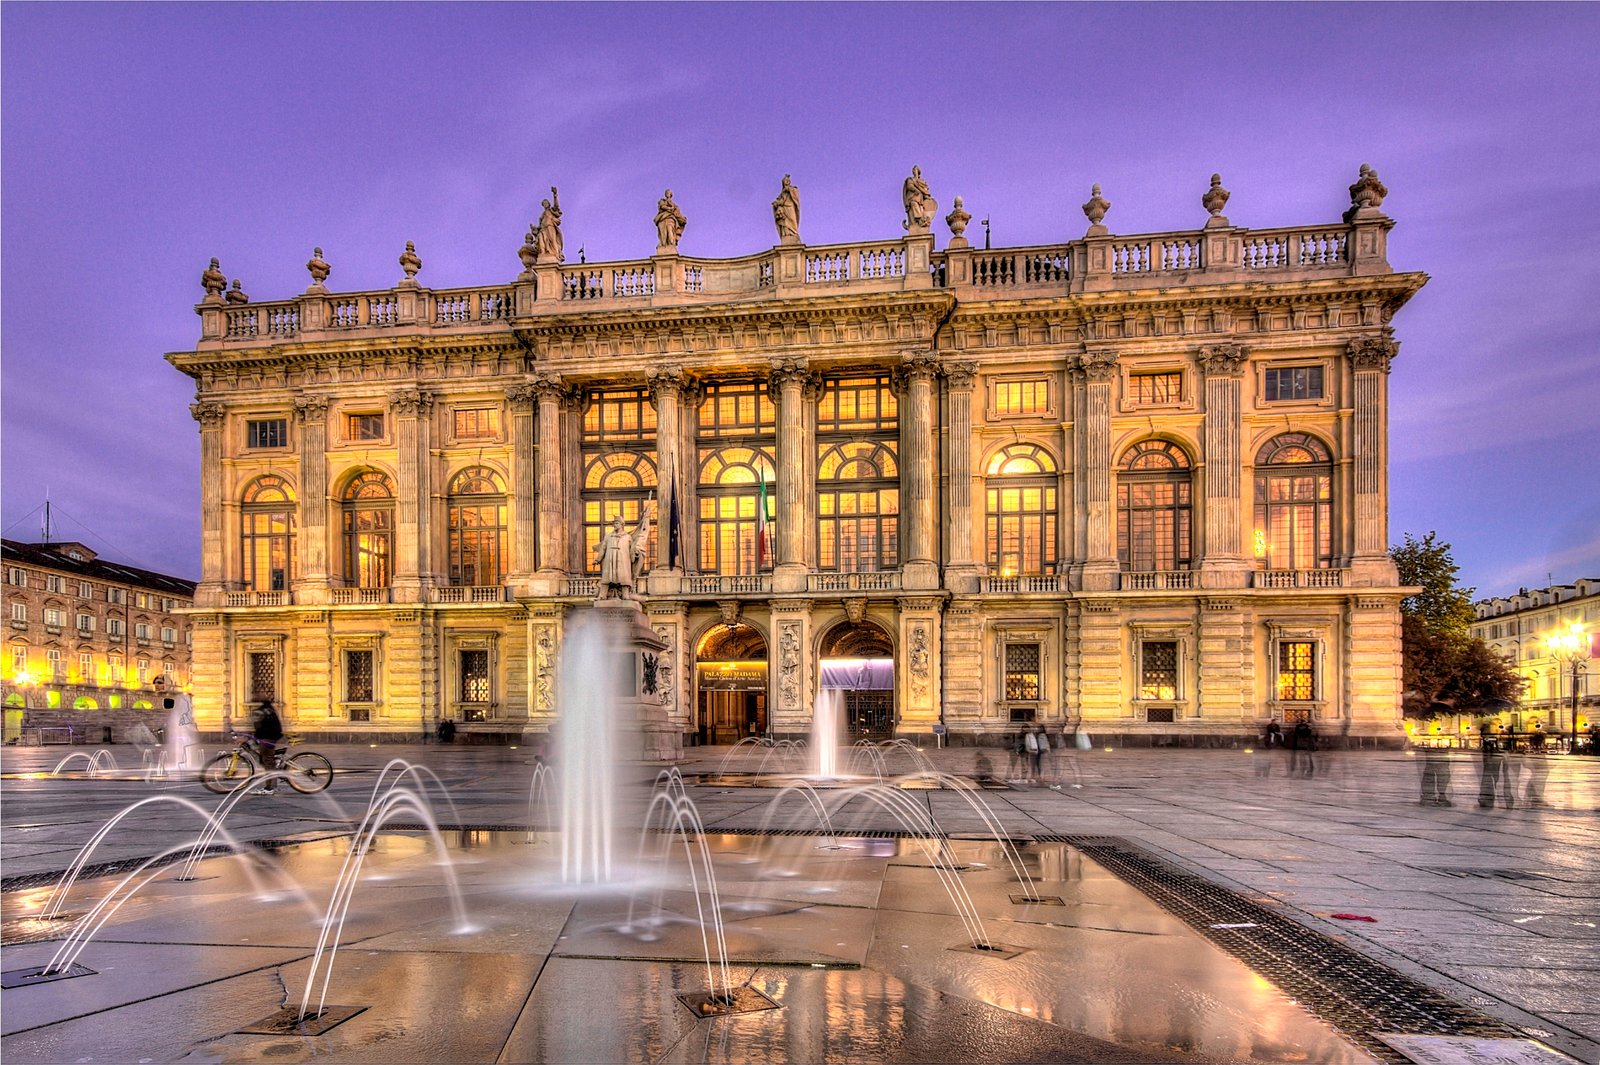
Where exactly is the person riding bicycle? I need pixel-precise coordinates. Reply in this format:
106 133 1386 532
251 699 285 793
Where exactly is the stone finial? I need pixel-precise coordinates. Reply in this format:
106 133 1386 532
654 189 687 250
518 224 538 275
1082 184 1111 230
1202 173 1230 218
945 195 972 245
201 257 227 301
1345 163 1388 221
306 247 331 288
225 278 249 304
398 240 422 281
902 164 937 232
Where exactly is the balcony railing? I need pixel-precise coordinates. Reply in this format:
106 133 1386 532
807 571 901 593
1120 571 1195 591
979 574 1067 594
331 588 393 605
683 574 771 595
432 585 508 604
1253 569 1348 589
224 591 291 607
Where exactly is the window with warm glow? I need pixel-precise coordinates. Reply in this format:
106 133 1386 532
985 443 1058 576
1129 372 1183 406
1277 641 1317 701
696 445 770 575
1139 641 1179 699
453 407 501 441
341 470 395 588
817 376 898 573
993 378 1050 417
446 467 507 586
1004 643 1041 701
1253 433 1333 569
241 475 297 592
1118 440 1192 571
345 649 375 703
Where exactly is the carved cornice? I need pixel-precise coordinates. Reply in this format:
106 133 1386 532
190 400 228 428
1195 342 1248 377
1347 336 1398 373
293 393 330 423
388 388 434 416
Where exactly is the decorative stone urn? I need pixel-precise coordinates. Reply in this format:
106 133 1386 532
306 247 331 289
1202 173 1230 218
1344 163 1389 220
1082 184 1111 230
201 258 227 302
399 240 422 283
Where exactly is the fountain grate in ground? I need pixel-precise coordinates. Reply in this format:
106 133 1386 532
0 962 95 988
1044 834 1526 1064
237 1004 368 1036
677 984 781 1017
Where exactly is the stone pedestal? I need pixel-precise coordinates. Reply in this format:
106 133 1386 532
591 599 677 761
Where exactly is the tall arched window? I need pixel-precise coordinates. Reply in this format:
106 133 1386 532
341 470 394 588
697 446 772 575
1117 440 1193 572
240 474 296 592
817 375 898 573
985 443 1059 576
1253 433 1334 569
446 467 507 586
583 451 658 575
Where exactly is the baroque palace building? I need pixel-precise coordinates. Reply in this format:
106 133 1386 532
167 166 1424 748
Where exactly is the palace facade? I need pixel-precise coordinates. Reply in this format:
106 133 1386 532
167 167 1424 747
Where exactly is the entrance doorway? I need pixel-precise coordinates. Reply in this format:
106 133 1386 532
819 619 896 740
695 622 768 745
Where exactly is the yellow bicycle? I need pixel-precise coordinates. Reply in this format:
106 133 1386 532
200 732 333 794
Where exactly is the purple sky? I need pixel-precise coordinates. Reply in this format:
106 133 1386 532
3 3 1597 597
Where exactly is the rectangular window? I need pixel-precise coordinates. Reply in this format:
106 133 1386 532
136 658 150 683
161 626 176 645
345 649 375 703
993 379 1049 417
161 597 177 612
78 652 93 682
1129 371 1183 406
247 418 288 448
1139 641 1179 700
76 613 95 633
135 622 152 640
1277 641 1317 701
44 608 64 628
9 602 24 623
107 617 125 637
137 593 150 608
109 656 123 682
1264 366 1324 402
12 645 28 675
460 649 490 716
248 652 277 703
1004 643 1041 701
78 581 93 599
6 568 25 587
106 587 126 605
346 412 385 442
453 407 501 440
47 649 63 679
46 575 65 593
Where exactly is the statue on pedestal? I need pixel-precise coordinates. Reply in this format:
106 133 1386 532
772 174 801 244
595 499 652 601
535 186 564 263
902 165 937 231
654 189 687 250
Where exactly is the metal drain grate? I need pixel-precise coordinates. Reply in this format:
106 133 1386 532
1040 834 1520 1063
1429 868 1555 882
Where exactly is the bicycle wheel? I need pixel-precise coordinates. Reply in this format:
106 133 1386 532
282 751 333 793
201 751 258 794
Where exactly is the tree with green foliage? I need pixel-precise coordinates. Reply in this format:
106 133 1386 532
1391 532 1524 718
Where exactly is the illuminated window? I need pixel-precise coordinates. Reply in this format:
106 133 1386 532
1118 440 1193 572
137 593 150 608
985 443 1059 576
446 467 507 586
1253 433 1334 570
44 609 64 628
345 649 375 703
459 649 491 720
696 446 771 576
47 649 63 679
1004 643 1041 701
582 452 659 575
817 376 898 572
136 658 150 683
1277 641 1317 701
247 418 288 449
994 378 1049 417
582 388 657 443
345 412 385 442
341 470 394 588
1264 366 1324 402
1139 641 1179 700
10 645 26 676
248 652 276 703
240 475 297 592
1129 372 1183 406
453 407 501 440
79 653 94 683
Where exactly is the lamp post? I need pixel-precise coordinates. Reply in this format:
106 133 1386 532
1548 623 1590 754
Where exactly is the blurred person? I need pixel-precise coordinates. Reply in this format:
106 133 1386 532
251 699 285 794
1418 744 1453 806
1477 720 1515 809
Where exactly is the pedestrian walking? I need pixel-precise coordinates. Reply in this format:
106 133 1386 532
1477 722 1515 808
1418 744 1453 806
1290 720 1317 778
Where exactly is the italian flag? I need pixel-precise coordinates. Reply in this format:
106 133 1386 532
757 475 771 567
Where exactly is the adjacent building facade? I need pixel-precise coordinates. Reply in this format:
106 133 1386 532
1470 579 1598 742
2 538 197 743
167 167 1424 747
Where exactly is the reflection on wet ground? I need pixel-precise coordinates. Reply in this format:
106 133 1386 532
1 830 1372 1064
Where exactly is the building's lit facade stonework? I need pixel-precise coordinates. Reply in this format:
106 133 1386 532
168 169 1424 747
1469 580 1598 741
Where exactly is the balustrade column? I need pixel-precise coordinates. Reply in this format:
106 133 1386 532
531 374 567 577
293 395 331 598
191 401 228 604
942 363 979 588
1077 352 1119 590
1348 338 1399 584
1196 344 1248 586
648 369 686 572
506 385 538 584
769 358 810 591
897 352 940 590
390 389 434 600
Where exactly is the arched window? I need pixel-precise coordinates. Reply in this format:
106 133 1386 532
697 446 772 575
818 440 898 572
240 475 296 592
583 451 658 575
1117 440 1193 572
446 467 507 586
985 444 1059 576
1253 433 1333 569
340 470 394 588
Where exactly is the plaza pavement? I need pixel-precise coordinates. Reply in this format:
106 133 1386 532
2 740 1596 1063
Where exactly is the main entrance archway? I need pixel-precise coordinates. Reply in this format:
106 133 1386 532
819 619 895 739
695 622 768 745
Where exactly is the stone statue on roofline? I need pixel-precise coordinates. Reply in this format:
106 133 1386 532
903 165 937 232
772 174 801 244
535 186 564 263
655 189 687 250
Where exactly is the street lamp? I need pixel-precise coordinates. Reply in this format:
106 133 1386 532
1547 622 1590 753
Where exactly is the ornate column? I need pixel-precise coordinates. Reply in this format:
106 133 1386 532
530 372 567 588
389 388 433 602
941 361 979 591
506 384 538 592
1076 351 1119 590
560 386 585 581
896 352 940 590
1348 337 1400 585
769 358 811 592
190 400 228 606
648 367 687 577
1196 343 1249 588
292 394 331 600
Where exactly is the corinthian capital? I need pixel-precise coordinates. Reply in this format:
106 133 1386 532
767 356 810 393
293 393 330 423
1347 336 1398 373
646 365 690 401
1075 350 1119 382
1195 342 1248 377
896 350 941 386
190 399 227 427
505 383 539 411
528 371 567 401
389 388 434 417
941 360 979 390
